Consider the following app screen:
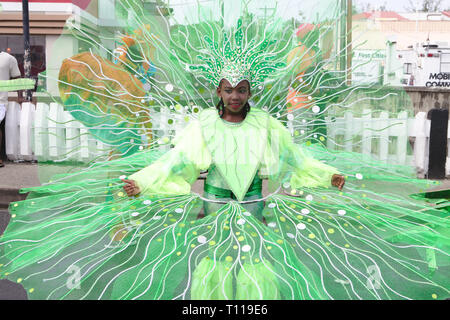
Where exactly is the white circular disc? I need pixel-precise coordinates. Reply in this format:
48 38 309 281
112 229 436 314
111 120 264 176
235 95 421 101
242 245 251 252
165 84 174 92
301 209 310 215
296 223 306 230
197 236 207 244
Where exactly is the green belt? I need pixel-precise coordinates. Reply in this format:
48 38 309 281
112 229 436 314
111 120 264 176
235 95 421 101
204 180 262 200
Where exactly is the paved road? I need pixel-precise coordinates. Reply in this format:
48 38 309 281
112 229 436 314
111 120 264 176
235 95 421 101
0 161 40 190
0 210 9 236
0 209 28 300
0 161 448 300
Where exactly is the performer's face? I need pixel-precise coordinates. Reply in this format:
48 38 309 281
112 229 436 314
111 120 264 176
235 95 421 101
216 79 252 115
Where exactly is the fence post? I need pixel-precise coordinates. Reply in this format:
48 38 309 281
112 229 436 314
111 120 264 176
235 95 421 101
34 103 49 161
5 102 21 161
344 111 353 152
427 108 449 179
397 111 408 165
361 109 372 157
19 102 35 161
378 111 389 162
64 110 81 162
413 112 429 178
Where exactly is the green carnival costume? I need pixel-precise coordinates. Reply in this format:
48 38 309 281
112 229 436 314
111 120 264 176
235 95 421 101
1 105 448 300
0 0 449 300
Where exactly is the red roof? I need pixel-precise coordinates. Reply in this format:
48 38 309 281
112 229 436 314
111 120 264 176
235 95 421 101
353 12 372 20
442 11 450 18
296 23 318 37
353 11 409 21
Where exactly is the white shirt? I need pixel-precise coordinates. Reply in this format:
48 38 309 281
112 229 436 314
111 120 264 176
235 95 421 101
0 51 21 105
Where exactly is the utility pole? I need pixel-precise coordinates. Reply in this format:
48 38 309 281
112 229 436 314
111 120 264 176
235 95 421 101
339 0 352 85
347 0 352 85
22 0 32 102
220 0 224 28
339 0 346 74
258 6 276 24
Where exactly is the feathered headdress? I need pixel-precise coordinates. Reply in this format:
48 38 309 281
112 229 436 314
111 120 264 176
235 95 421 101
188 19 286 89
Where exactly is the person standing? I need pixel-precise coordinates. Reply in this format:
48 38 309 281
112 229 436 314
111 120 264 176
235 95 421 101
0 50 23 167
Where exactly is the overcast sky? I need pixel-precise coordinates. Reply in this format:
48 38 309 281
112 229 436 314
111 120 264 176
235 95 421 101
354 0 450 12
168 0 450 25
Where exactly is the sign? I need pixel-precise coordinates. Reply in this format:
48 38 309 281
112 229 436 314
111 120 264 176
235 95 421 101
426 73 450 88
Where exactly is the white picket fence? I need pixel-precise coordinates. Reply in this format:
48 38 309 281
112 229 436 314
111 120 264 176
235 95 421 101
324 110 445 177
4 102 187 162
4 102 450 176
6 102 109 162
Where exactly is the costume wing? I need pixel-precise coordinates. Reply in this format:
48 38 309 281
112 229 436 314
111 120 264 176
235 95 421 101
0 0 449 300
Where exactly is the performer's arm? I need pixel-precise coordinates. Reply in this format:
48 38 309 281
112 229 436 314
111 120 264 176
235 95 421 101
267 115 344 190
124 120 211 196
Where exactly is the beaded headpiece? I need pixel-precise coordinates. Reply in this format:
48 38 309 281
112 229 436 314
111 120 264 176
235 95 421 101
188 19 286 89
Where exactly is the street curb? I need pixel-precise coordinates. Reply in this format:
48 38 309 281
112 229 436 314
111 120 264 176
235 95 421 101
0 188 28 209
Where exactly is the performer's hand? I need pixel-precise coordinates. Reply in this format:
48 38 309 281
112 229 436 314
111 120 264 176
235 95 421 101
331 174 345 191
121 179 141 196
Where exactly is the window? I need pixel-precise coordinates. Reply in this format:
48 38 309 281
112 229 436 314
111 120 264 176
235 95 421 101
441 53 450 73
403 63 412 75
0 35 46 91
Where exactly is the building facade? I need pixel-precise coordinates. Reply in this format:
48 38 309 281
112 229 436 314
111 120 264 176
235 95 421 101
352 10 450 88
0 0 165 100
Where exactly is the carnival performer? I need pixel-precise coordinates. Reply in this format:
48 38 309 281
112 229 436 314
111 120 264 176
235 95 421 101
121 78 345 219
0 14 448 300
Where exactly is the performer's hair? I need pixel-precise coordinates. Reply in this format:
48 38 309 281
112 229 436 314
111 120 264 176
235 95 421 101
216 80 251 118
